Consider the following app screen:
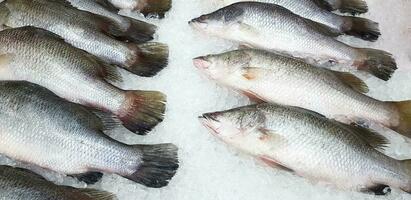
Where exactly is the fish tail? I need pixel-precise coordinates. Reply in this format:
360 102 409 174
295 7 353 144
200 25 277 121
124 143 179 188
390 101 411 138
126 42 169 77
342 16 380 41
115 17 157 43
337 0 368 14
354 48 397 81
77 188 117 200
118 90 166 135
137 0 172 18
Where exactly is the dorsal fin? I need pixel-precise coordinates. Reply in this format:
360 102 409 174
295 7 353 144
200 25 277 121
333 71 369 93
88 108 122 131
339 122 389 150
304 18 342 37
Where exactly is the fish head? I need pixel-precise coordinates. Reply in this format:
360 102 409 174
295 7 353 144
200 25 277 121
199 105 268 152
189 5 245 36
193 50 252 87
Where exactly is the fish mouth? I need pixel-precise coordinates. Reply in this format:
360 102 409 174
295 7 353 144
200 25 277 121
193 56 211 70
189 16 207 25
199 113 221 135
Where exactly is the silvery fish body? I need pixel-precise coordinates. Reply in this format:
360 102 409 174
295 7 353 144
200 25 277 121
190 2 396 81
219 0 378 41
0 81 178 188
193 49 411 138
0 26 166 135
0 165 116 200
200 103 411 194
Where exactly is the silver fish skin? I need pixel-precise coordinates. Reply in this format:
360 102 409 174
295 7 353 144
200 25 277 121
66 0 157 43
0 0 168 77
218 0 379 41
0 26 166 135
189 2 396 81
200 103 411 194
193 49 411 138
108 0 172 18
0 82 178 188
0 165 116 200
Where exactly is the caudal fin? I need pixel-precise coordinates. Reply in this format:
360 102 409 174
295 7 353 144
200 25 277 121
124 144 179 188
126 42 169 77
391 101 411 138
118 91 166 135
137 0 172 18
342 16 380 41
355 48 397 81
115 17 157 43
337 0 368 15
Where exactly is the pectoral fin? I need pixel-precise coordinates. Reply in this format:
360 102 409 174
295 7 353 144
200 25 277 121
259 156 293 172
241 67 264 80
0 53 14 67
238 22 260 37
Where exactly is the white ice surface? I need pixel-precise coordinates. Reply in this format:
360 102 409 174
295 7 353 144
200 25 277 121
2 0 411 199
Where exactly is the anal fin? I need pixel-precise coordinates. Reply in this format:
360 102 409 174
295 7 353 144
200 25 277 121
70 172 104 185
362 184 391 195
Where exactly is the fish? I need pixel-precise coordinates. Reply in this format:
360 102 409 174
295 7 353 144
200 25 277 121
0 26 166 135
193 49 411 138
0 0 168 77
108 0 172 18
66 0 157 43
314 0 368 15
0 81 179 188
217 0 379 41
0 165 117 200
199 103 411 194
189 2 396 81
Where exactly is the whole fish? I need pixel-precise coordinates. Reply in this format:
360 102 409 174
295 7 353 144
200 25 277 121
0 165 117 200
315 0 368 15
193 49 411 138
200 103 411 194
0 0 168 77
0 81 178 188
189 2 396 81
108 0 172 18
0 26 166 135
66 0 157 43
218 0 378 41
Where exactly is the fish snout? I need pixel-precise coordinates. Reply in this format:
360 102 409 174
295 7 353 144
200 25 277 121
193 56 211 70
199 112 222 135
189 15 208 25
